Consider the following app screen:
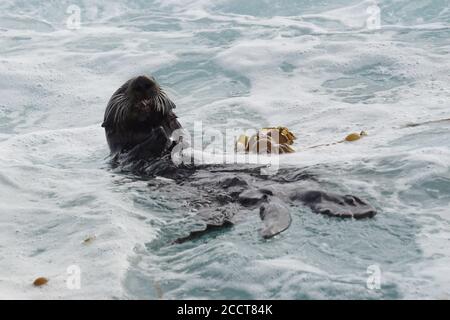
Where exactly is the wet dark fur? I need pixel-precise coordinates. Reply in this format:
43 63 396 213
103 76 377 243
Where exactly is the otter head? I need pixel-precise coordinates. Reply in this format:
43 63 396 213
127 76 159 108
125 75 174 116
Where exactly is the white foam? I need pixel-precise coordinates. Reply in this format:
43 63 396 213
0 126 160 299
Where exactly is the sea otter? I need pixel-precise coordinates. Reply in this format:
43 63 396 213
102 75 377 242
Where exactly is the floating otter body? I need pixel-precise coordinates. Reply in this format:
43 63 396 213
102 75 377 242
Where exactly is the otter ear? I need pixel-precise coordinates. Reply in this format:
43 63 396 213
101 122 106 128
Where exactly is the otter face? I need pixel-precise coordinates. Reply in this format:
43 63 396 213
125 75 175 115
127 75 160 101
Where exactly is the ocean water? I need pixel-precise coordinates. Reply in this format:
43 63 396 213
0 0 449 299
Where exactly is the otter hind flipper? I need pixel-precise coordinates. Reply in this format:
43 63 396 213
173 207 236 244
290 190 377 219
259 200 292 239
173 220 234 244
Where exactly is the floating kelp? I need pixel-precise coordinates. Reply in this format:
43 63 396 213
33 277 49 287
345 131 367 142
235 126 296 154
83 235 96 244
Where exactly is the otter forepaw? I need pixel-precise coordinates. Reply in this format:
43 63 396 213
126 126 172 161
